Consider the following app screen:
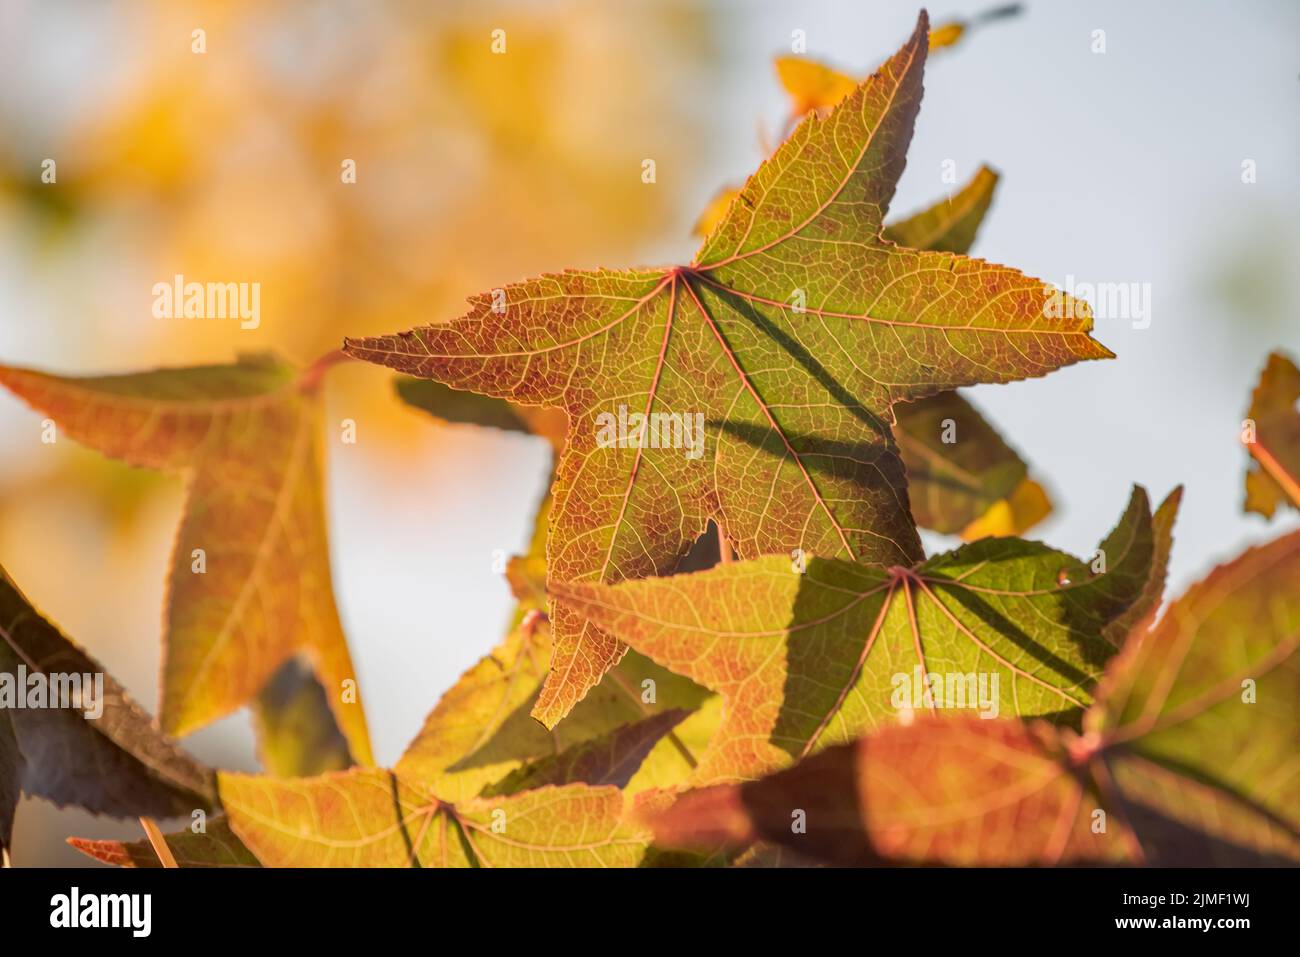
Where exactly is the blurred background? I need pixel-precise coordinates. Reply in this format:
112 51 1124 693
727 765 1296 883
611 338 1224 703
0 0 1296 864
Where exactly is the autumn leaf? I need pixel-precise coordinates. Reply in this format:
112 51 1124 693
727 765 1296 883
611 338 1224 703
344 13 1109 728
220 769 647 868
884 164 1051 536
212 605 723 868
553 486 1177 786
956 476 1051 540
0 565 215 852
0 353 372 766
928 4 1024 50
651 525 1300 866
704 167 1051 537
72 618 699 868
69 815 260 868
882 164 999 255
1243 350 1300 517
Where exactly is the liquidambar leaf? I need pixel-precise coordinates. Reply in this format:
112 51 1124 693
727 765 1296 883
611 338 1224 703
480 709 690 797
0 566 215 851
1243 350 1300 517
652 527 1300 866
883 166 1051 536
721 164 1052 536
0 353 372 764
554 487 1176 786
416 166 1048 543
69 815 259 868
345 13 1109 728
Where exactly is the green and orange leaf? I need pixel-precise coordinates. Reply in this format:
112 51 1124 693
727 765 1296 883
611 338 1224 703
721 164 1055 538
651 526 1300 866
884 165 1052 536
345 13 1109 729
554 486 1176 786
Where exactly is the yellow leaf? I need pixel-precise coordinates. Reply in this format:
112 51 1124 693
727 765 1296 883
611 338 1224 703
928 21 967 50
960 477 1053 540
773 55 859 115
691 185 741 239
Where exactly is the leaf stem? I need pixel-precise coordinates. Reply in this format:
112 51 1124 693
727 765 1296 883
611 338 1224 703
1250 442 1300 510
298 349 353 393
139 817 178 868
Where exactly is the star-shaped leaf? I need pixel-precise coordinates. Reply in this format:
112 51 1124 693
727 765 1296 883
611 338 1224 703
553 487 1178 786
697 166 1055 538
1 565 215 852
344 13 1109 728
868 163 1052 536
1243 350 1300 518
650 526 1300 866
0 353 372 764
